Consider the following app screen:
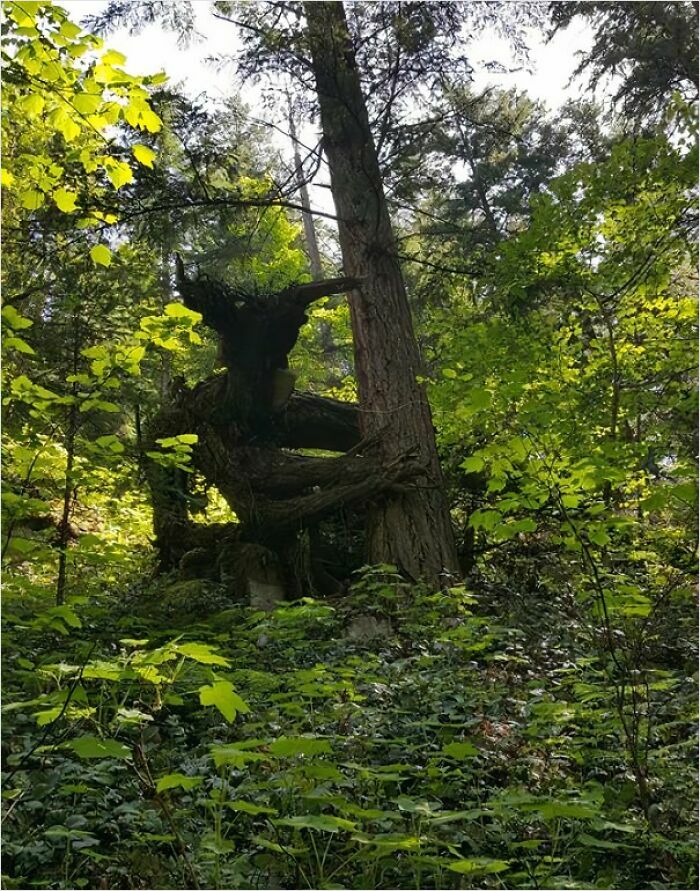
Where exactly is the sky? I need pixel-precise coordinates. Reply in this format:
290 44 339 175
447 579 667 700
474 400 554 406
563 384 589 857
64 1 594 106
62 1 595 216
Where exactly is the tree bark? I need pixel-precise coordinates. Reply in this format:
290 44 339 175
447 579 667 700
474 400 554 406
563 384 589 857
145 267 406 585
288 103 324 280
304 1 459 585
56 315 81 605
175 258 359 426
281 392 359 451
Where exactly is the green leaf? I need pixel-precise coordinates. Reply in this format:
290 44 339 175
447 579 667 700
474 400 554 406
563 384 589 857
90 244 112 267
67 736 130 760
47 107 81 141
72 92 102 115
105 161 133 190
163 302 201 321
46 605 82 628
351 832 422 850
59 783 91 795
2 305 33 330
226 800 278 816
198 679 249 723
93 64 120 84
395 796 440 815
94 434 124 453
588 528 611 547
509 518 537 534
83 660 128 681
252 834 309 855
19 93 45 118
210 744 267 769
133 144 156 168
155 773 203 793
536 800 599 821
5 536 37 555
116 707 152 724
60 20 83 39
460 456 484 473
469 509 502 531
274 814 355 833
4 336 35 355
268 736 332 758
139 106 162 133
448 858 510 875
468 388 492 411
53 188 78 213
102 49 127 66
428 808 488 825
441 741 479 759
20 189 45 210
45 827 99 845
146 71 169 86
139 832 176 843
10 1 41 23
201 834 235 854
35 706 63 726
175 641 229 665
561 493 582 508
578 833 631 850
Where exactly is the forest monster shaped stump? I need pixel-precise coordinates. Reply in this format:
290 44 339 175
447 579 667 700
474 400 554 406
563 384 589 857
145 260 427 602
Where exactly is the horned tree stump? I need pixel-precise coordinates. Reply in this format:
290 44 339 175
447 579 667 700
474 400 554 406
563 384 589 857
145 262 425 604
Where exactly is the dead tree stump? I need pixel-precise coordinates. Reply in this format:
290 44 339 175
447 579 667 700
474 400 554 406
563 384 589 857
145 262 425 604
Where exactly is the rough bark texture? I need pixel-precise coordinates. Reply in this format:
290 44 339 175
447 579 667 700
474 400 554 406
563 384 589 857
145 266 426 601
175 257 358 427
281 392 359 452
304 1 459 585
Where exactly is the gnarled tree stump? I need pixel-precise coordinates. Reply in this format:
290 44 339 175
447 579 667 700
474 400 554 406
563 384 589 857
146 262 425 603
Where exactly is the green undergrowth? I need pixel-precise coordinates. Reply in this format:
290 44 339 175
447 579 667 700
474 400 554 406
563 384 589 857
2 568 697 890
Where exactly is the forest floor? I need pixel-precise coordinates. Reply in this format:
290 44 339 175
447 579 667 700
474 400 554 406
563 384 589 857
2 566 697 890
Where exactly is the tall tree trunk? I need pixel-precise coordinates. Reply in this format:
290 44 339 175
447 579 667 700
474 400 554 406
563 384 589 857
159 239 173 398
304 1 458 586
288 103 324 281
56 316 80 605
288 101 340 372
55 410 77 606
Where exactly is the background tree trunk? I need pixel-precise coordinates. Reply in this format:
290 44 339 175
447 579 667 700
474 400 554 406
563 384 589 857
304 1 459 585
288 102 324 281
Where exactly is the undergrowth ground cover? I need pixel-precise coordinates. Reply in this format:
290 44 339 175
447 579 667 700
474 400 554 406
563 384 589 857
2 565 696 890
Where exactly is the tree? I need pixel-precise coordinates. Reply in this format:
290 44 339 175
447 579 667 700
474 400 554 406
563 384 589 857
549 2 699 124
78 0 541 584
144 262 433 602
300 2 458 585
2 0 166 604
2 1 421 601
286 97 324 281
396 92 613 324
429 127 697 565
114 0 465 584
